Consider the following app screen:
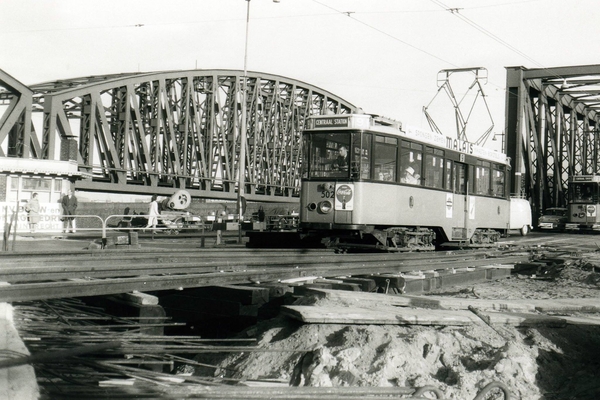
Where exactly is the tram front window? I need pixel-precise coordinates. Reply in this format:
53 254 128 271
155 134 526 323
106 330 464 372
571 183 598 202
307 133 351 178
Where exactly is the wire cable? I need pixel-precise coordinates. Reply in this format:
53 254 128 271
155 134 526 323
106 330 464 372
310 0 459 67
429 0 565 80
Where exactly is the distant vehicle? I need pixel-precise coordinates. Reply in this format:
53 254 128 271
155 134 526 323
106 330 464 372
509 197 533 236
538 207 568 231
565 175 600 231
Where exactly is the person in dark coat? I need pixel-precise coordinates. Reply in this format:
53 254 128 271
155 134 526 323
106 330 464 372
61 189 78 233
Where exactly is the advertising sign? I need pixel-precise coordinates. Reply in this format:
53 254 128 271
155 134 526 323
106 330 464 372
335 184 354 210
0 202 63 232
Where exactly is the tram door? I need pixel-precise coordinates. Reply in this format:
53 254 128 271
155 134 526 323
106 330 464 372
452 162 470 240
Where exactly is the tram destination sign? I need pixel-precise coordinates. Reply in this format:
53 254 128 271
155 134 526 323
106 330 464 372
314 117 349 128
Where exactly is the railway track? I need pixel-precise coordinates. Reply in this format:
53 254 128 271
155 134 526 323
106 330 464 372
0 245 531 302
4 233 592 399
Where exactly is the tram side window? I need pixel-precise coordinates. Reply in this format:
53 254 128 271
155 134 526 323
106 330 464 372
424 148 444 189
400 141 423 185
474 161 491 195
492 165 506 197
445 160 453 190
359 133 372 180
374 136 397 182
454 163 467 194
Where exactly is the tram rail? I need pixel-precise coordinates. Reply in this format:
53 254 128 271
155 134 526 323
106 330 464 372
0 247 530 302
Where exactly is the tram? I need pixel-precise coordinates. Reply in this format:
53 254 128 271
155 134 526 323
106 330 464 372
565 175 600 231
299 113 531 251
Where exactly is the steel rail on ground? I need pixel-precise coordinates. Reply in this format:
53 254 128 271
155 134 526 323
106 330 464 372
0 253 529 302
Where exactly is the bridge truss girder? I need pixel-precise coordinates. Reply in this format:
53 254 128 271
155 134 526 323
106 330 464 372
506 65 600 221
2 70 356 201
0 70 40 158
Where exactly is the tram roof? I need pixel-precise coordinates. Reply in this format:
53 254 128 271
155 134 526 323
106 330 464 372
306 114 509 165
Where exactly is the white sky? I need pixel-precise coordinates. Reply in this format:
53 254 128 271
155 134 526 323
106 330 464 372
2 0 600 153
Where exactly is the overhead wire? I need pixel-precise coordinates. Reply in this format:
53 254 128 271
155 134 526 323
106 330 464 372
429 0 565 81
308 0 510 91
309 0 506 143
0 12 340 35
310 0 459 67
308 0 571 101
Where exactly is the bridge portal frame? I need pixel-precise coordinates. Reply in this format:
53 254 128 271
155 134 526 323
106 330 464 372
505 65 600 222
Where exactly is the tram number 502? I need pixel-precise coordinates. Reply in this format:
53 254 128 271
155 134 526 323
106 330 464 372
321 190 334 198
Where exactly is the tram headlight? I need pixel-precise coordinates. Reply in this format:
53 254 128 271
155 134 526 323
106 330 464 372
318 200 333 214
307 202 317 211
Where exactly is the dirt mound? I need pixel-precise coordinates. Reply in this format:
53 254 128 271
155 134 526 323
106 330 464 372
194 259 600 399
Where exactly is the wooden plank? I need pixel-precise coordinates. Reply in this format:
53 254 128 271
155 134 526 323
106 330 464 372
339 277 377 292
401 294 536 312
303 288 536 312
348 288 598 315
282 305 474 326
315 279 362 292
531 298 600 313
369 274 406 290
110 291 159 306
256 283 293 298
483 311 566 327
282 304 569 327
560 315 600 326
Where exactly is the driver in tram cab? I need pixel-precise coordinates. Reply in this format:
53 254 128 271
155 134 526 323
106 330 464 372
582 186 594 201
332 146 349 171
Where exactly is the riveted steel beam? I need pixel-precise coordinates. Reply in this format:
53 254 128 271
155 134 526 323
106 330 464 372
506 65 600 223
31 70 356 201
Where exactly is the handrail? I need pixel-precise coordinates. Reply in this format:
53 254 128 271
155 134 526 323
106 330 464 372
58 214 105 237
10 212 211 241
104 214 206 237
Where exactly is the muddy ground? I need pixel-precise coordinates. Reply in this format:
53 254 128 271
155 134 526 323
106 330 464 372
194 254 600 399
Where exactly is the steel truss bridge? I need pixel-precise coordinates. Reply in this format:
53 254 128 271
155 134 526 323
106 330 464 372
0 69 356 202
3 65 600 215
506 65 600 220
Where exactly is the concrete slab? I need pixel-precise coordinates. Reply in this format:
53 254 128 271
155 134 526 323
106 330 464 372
0 303 39 399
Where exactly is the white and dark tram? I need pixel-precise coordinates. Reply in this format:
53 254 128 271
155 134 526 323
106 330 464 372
299 114 531 251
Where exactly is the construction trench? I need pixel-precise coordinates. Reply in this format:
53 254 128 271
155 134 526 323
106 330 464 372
1 234 600 399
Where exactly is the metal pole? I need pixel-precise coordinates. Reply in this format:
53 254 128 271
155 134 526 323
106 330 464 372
238 0 251 243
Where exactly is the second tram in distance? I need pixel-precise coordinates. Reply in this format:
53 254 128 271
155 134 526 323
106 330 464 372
565 174 600 231
299 113 531 251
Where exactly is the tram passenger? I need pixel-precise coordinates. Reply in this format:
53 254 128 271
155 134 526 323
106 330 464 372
331 146 349 171
401 166 420 185
25 192 40 233
61 190 78 233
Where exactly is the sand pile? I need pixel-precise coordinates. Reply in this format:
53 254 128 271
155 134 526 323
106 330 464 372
194 257 600 399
